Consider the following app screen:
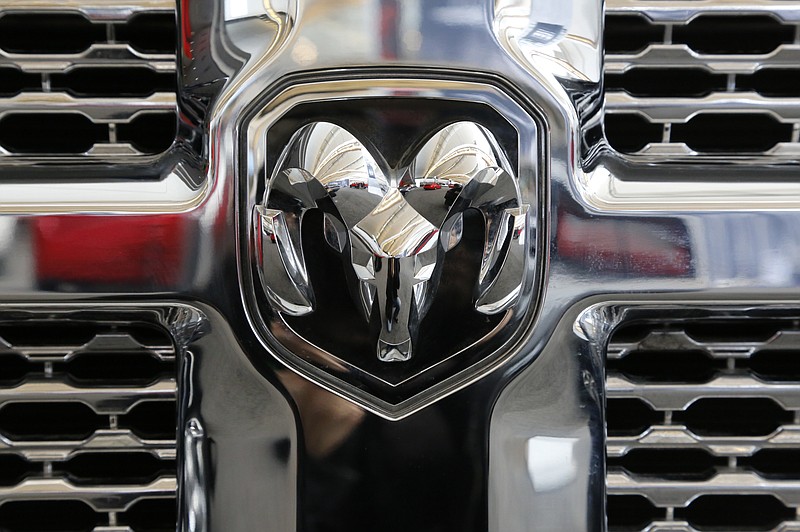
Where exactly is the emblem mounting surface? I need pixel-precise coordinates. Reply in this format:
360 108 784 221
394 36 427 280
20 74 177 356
242 79 545 416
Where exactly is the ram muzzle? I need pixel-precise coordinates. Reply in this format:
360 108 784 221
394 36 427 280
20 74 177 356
255 121 527 362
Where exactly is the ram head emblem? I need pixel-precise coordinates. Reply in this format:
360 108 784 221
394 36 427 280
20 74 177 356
254 121 527 363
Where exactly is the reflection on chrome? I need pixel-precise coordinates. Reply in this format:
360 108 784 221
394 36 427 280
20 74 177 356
254 121 529 362
526 436 580 492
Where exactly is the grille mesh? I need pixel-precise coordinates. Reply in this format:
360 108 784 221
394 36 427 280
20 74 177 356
0 320 177 532
605 1 800 160
606 319 800 531
0 1 177 159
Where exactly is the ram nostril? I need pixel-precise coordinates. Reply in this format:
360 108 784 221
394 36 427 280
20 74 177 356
378 339 412 362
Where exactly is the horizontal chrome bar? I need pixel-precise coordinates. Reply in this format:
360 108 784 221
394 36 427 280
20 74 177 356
0 0 175 21
0 331 175 362
0 92 175 123
607 329 800 359
0 476 176 512
0 429 176 462
0 45 175 74
607 424 800 457
0 378 176 414
607 374 800 410
606 44 800 75
605 91 800 123
607 470 800 507
623 142 800 160
606 0 800 22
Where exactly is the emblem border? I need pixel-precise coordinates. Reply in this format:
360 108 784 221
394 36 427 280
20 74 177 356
238 73 549 419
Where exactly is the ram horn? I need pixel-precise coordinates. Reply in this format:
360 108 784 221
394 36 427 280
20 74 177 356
253 122 386 316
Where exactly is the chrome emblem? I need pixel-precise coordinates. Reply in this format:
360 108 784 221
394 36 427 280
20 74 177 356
254 121 528 364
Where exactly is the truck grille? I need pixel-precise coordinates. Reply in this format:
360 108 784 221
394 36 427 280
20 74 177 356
605 0 800 160
606 318 800 531
0 1 177 159
0 319 177 531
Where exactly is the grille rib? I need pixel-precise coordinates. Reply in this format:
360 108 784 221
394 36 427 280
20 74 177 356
0 320 177 532
0 1 177 159
606 319 800 532
605 0 800 160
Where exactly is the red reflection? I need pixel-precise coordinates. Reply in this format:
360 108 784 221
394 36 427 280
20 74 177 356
33 215 187 287
557 212 691 276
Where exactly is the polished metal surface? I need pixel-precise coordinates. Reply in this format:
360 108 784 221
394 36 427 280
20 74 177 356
0 0 798 531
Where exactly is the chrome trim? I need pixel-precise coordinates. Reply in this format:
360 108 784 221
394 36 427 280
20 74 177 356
606 44 800 75
606 92 800 124
0 92 176 124
0 379 175 413
0 45 176 74
0 0 175 20
0 429 176 461
606 0 800 22
0 477 176 512
608 424 800 458
607 470 800 506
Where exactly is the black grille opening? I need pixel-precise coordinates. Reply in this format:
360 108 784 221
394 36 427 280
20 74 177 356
0 354 30 385
66 352 171 385
604 15 663 54
674 495 795 531
738 69 800 97
119 401 176 440
0 14 105 54
608 349 721 383
608 449 723 480
673 398 793 437
683 320 781 344
0 402 101 441
607 495 663 532
116 13 177 54
606 69 727 98
119 497 177 532
0 454 38 487
0 500 101 532
748 349 800 382
56 452 176 486
51 67 176 97
117 113 177 154
604 114 662 153
0 113 107 155
0 322 97 346
0 68 40 97
740 450 800 479
606 398 660 437
673 15 794 55
671 114 792 153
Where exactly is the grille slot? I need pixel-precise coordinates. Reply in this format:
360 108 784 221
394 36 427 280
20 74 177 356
0 1 177 159
0 320 177 532
606 319 800 531
605 1 800 160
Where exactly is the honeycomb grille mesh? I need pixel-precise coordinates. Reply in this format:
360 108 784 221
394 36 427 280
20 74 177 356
0 1 177 159
0 320 177 532
604 1 800 160
606 319 800 531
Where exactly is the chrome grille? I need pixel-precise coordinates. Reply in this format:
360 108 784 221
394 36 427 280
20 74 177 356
0 0 177 160
0 320 177 531
604 0 800 160
606 319 800 531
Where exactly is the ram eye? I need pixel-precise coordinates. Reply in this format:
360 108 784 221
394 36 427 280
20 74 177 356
323 213 347 253
440 212 464 251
